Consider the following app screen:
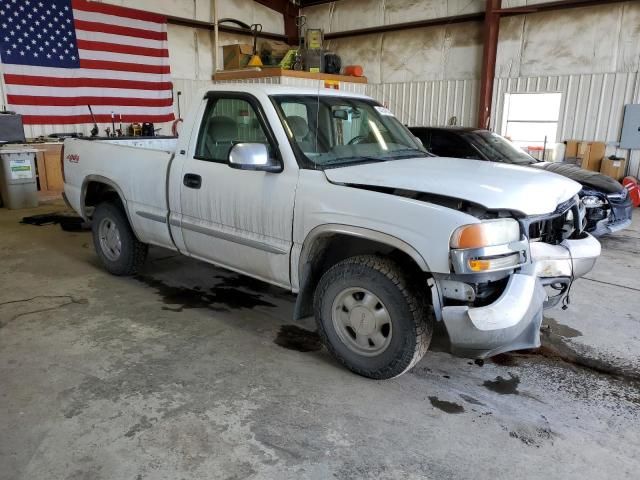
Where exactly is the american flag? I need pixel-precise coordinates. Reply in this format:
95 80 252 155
0 0 174 125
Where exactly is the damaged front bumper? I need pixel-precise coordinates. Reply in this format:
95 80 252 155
436 233 601 359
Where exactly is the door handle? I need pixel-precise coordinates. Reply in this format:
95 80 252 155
183 173 202 189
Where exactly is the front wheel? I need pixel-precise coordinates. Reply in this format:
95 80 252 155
314 255 433 379
92 201 148 276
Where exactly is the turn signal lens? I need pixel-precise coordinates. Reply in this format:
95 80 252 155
450 219 520 249
468 259 491 271
468 253 521 272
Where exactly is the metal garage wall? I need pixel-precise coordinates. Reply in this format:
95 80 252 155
492 73 640 178
366 80 479 127
305 0 640 178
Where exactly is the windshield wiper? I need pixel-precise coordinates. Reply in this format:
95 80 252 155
321 156 390 167
385 148 430 157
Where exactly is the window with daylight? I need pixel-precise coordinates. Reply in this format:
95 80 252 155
501 93 562 150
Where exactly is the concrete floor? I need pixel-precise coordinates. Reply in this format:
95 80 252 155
1 200 639 480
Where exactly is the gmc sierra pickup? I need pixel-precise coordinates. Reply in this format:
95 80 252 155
63 84 601 379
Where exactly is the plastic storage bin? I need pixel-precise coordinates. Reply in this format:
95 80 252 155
0 147 39 209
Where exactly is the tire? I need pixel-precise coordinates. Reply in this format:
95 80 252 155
91 201 148 276
314 255 433 379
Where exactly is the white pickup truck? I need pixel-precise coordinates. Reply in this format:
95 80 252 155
63 84 601 379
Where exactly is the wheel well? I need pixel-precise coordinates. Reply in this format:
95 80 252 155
294 233 430 320
83 181 123 218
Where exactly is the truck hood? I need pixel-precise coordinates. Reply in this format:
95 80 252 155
530 162 624 194
324 157 582 216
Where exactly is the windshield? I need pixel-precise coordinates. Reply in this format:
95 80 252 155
272 95 426 168
464 131 537 165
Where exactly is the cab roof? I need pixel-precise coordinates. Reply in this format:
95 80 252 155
201 83 372 100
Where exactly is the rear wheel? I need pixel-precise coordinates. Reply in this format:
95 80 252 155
314 255 433 379
92 201 148 276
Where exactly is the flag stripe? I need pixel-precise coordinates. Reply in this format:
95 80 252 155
79 59 170 74
2 64 171 83
74 30 165 49
74 20 168 41
8 95 173 107
71 0 167 24
13 104 174 116
76 39 168 58
22 114 175 125
72 9 167 33
7 84 172 98
3 73 171 90
79 49 168 67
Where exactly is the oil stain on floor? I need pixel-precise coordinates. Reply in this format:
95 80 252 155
135 274 276 312
428 396 465 414
483 373 520 395
274 325 322 352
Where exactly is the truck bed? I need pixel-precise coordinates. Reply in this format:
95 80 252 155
63 137 178 250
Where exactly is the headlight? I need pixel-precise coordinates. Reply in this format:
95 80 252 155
582 195 605 208
450 219 520 249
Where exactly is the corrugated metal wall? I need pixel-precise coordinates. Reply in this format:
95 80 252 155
492 73 640 144
366 79 479 127
492 73 640 177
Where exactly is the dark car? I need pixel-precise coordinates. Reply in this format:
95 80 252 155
409 126 633 237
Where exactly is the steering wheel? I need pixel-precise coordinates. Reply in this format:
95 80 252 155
348 135 368 145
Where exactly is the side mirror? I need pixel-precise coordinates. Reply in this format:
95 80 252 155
228 143 282 173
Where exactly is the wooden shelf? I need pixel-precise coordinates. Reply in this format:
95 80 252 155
213 68 368 84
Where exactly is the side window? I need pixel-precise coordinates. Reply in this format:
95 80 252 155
195 97 270 162
430 132 481 159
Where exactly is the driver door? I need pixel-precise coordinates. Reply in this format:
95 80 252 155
179 93 297 288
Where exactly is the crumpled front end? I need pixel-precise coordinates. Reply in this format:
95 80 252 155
435 197 601 359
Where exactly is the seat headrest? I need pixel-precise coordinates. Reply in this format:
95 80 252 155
287 115 310 140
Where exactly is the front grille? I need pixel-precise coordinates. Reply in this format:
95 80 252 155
522 196 582 245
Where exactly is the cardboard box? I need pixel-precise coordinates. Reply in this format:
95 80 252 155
222 44 254 70
564 140 579 158
577 141 606 172
600 156 627 181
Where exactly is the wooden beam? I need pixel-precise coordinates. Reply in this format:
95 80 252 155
477 0 500 130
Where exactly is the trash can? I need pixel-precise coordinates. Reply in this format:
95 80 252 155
0 147 39 209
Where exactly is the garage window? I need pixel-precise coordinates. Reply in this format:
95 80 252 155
501 93 562 151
